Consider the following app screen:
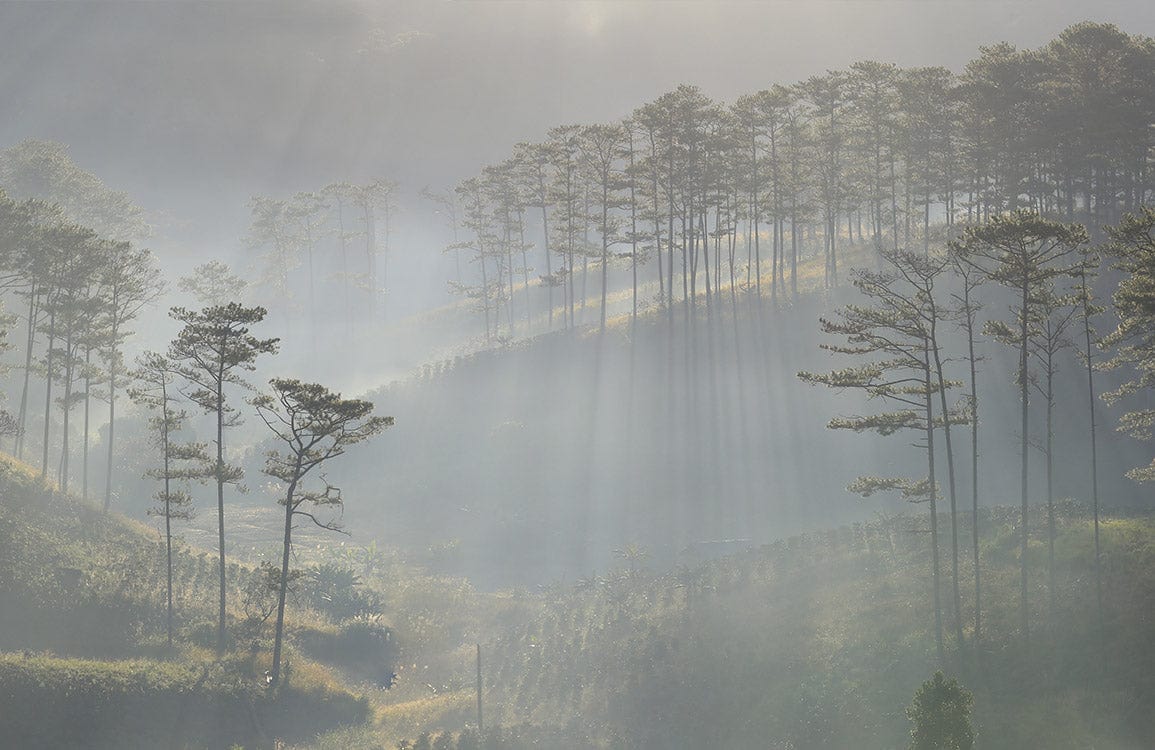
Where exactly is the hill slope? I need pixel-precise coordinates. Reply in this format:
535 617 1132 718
0 453 375 749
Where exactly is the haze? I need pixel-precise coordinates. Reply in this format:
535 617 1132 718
0 2 1154 749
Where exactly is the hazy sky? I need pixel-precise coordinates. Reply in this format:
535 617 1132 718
2 0 1154 249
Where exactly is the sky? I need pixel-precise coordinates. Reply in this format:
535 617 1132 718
1 0 1154 256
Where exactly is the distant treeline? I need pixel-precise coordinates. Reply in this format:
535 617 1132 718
440 22 1154 339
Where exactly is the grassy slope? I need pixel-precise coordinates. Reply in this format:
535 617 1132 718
0 452 373 749
471 505 1155 749
6 420 1153 749
319 504 1155 750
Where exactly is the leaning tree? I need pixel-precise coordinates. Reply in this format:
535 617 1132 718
252 378 392 685
800 247 966 663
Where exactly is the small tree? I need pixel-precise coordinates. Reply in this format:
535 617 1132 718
128 351 210 647
169 303 279 652
99 239 164 512
252 378 392 685
906 671 975 750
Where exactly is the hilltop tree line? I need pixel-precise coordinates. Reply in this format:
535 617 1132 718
438 22 1153 341
244 180 396 333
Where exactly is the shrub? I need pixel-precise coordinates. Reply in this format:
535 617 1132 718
906 671 974 750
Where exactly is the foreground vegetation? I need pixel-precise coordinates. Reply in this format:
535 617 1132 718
0 452 384 748
3 438 1154 749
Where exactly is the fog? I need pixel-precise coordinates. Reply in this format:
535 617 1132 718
1 2 1155 749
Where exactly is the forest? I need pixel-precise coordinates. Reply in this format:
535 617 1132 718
0 6 1154 749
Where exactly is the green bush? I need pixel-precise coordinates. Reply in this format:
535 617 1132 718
296 615 398 685
906 671 974 750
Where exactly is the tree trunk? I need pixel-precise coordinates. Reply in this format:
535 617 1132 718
272 470 301 685
215 363 228 654
41 307 56 480
1019 275 1030 645
964 286 982 654
82 346 91 501
16 287 37 459
932 319 965 651
1083 282 1103 633
162 387 174 649
925 342 946 665
103 319 120 514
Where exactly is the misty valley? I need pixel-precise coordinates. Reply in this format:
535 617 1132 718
1 6 1154 749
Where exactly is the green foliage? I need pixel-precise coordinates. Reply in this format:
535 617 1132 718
467 508 1155 749
1103 207 1155 482
907 672 974 750
296 614 398 684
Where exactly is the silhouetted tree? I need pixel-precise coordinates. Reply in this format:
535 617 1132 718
906 671 974 750
99 240 163 511
169 303 279 652
252 378 391 684
952 209 1087 644
129 352 209 647
1074 251 1106 629
800 248 965 662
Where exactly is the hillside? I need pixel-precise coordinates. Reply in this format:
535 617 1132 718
4 445 1155 750
0 453 379 749
299 504 1155 750
300 267 1148 591
472 505 1155 749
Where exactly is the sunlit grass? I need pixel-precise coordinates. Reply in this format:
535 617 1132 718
373 689 474 747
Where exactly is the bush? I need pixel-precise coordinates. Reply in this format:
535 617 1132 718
299 563 380 621
907 671 974 750
296 614 398 685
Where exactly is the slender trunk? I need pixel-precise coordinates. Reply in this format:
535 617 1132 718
505 218 516 337
60 331 73 492
600 177 609 334
964 285 982 651
103 319 120 513
752 128 761 300
1046 353 1056 619
479 249 492 343
16 287 37 458
82 346 91 501
932 318 964 651
518 208 531 331
791 208 798 300
272 469 301 685
215 364 227 654
538 169 553 331
335 195 351 338
41 306 56 480
162 386 174 649
1083 281 1103 632
926 341 946 665
629 134 639 325
1019 276 1031 645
